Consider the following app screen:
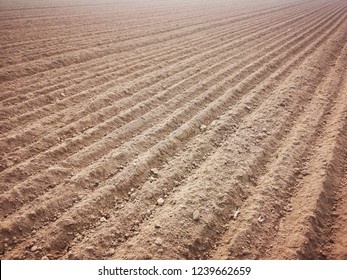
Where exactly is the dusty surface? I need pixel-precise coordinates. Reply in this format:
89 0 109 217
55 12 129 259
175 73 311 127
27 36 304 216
0 0 346 260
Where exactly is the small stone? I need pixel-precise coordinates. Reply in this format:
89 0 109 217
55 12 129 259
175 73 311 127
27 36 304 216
154 238 163 246
231 208 240 220
157 198 164 206
86 246 95 252
149 176 156 182
200 125 207 131
30 245 38 252
151 168 159 175
100 217 107 222
41 256 49 260
68 253 80 260
193 210 200 221
108 249 115 255
154 222 161 228
5 161 14 168
258 215 265 223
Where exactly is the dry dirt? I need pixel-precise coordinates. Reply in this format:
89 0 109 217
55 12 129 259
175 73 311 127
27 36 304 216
0 0 346 260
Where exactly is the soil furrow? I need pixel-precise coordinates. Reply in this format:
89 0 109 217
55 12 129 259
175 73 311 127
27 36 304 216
1 2 346 260
0 2 341 221
0 2 333 202
1 0 346 260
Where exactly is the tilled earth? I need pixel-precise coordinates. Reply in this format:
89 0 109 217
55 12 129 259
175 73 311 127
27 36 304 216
0 0 346 260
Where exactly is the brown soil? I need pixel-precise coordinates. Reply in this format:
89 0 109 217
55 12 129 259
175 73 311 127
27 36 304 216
0 0 346 260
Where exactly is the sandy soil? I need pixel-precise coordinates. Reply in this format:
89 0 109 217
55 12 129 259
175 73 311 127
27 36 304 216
0 0 346 260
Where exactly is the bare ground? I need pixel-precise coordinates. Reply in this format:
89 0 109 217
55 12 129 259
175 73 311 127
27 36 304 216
0 0 346 260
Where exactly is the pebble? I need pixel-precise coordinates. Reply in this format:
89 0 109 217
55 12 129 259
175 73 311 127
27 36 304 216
193 210 200 221
293 167 300 174
30 246 38 252
257 215 265 223
200 125 207 131
157 198 165 206
154 222 161 228
231 209 240 220
100 217 107 222
5 161 14 168
41 256 49 260
151 168 159 175
149 176 156 182
154 238 163 246
86 246 95 252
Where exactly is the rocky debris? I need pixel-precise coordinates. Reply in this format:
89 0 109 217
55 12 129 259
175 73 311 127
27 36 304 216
149 176 156 182
302 170 310 176
41 256 50 260
30 245 38 252
85 246 95 252
258 215 265 223
154 238 163 246
157 198 165 206
100 217 107 222
67 253 79 260
61 218 77 230
230 208 240 220
154 222 161 228
150 168 159 176
193 210 200 221
200 124 207 131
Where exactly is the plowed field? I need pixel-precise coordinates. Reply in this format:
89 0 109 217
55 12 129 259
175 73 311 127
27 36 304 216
1 0 346 260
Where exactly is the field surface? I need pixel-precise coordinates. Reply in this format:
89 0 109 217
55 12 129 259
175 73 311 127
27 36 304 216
0 0 347 260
